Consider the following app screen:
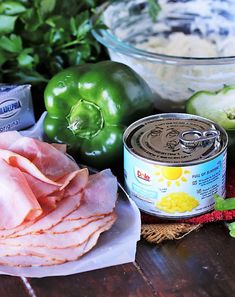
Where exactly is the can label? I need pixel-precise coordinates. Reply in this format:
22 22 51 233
124 147 226 218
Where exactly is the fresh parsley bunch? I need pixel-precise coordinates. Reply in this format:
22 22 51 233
0 0 105 84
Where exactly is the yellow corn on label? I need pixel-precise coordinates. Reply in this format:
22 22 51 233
124 147 227 219
155 192 199 213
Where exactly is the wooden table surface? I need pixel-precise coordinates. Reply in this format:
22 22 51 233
1 222 234 297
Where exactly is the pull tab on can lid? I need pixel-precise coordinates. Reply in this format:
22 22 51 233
179 129 221 148
124 114 228 165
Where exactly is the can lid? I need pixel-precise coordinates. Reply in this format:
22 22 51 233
126 116 226 164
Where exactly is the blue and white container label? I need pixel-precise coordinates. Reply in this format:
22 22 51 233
124 147 226 219
0 84 35 132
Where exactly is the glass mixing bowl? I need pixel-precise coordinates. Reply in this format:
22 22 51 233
93 0 235 112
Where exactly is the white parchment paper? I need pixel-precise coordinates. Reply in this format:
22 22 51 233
0 113 141 277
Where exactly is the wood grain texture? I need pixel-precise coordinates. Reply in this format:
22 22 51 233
27 263 154 297
0 276 30 297
136 223 235 297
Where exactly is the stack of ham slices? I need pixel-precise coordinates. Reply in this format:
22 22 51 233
0 131 118 267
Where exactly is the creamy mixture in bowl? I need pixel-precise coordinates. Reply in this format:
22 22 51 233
93 0 235 111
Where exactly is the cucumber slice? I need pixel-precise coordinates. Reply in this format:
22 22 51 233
186 85 235 130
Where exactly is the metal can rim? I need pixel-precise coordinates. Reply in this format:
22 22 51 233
123 113 228 167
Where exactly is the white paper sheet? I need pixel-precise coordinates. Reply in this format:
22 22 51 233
0 113 141 277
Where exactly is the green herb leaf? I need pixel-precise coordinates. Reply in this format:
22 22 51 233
21 7 42 32
7 69 48 84
70 17 77 37
0 1 26 15
147 0 161 22
47 27 66 45
0 49 7 66
54 0 95 17
214 194 235 211
228 222 235 237
69 12 92 40
0 0 106 86
0 15 17 34
85 0 96 7
17 48 36 68
0 34 22 53
39 0 56 17
76 12 92 41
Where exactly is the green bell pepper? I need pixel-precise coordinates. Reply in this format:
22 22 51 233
43 61 154 169
186 85 235 160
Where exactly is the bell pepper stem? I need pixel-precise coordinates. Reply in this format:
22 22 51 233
67 99 104 139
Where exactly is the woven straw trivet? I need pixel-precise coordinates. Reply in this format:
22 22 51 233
141 223 201 244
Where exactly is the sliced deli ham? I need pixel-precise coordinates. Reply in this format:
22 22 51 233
0 132 118 267
0 131 22 149
0 131 79 181
0 215 115 266
0 191 83 238
23 168 88 200
0 159 42 229
13 192 84 237
0 255 63 267
66 169 118 220
0 169 112 239
8 134 79 181
0 213 116 249
23 172 59 199
0 170 88 239
49 215 107 234
59 168 89 194
0 149 60 186
51 143 67 154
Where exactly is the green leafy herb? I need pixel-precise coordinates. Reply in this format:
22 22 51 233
0 1 26 15
214 194 235 238
147 0 161 22
0 15 17 34
0 34 22 53
228 222 235 238
0 0 104 84
214 194 235 211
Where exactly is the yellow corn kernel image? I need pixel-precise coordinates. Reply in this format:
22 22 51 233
155 192 199 213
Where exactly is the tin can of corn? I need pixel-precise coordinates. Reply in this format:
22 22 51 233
123 113 228 219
